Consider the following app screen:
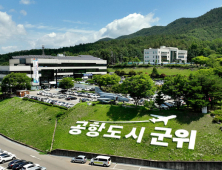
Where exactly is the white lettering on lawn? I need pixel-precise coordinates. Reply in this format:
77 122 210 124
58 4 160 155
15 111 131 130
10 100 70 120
69 115 197 149
125 127 146 143
103 125 123 139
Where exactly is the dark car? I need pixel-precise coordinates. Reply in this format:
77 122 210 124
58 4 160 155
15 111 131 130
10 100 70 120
8 160 25 169
65 96 77 100
12 161 33 170
59 89 68 94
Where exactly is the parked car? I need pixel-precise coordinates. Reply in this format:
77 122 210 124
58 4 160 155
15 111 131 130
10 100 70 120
67 103 75 108
12 161 33 170
8 160 25 169
164 102 174 107
81 98 92 102
59 89 67 94
58 95 65 99
21 164 39 170
90 156 111 167
28 166 46 170
0 153 16 164
159 104 169 110
71 155 87 164
65 96 77 100
44 88 50 91
89 88 95 91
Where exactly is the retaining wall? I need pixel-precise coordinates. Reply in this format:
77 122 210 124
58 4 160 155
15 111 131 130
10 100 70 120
50 149 222 170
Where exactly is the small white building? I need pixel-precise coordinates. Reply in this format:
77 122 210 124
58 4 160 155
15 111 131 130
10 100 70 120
144 46 187 64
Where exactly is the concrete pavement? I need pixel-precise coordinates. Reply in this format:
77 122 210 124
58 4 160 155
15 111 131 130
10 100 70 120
0 135 172 170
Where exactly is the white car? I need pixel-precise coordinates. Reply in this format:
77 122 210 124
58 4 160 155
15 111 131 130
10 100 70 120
0 153 16 163
90 155 111 167
22 164 39 170
0 165 5 170
28 166 46 170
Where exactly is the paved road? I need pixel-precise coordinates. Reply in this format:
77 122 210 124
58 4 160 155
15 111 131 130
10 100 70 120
0 135 172 170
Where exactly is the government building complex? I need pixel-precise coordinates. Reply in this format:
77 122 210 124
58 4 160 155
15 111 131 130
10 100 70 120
0 54 107 90
144 46 187 64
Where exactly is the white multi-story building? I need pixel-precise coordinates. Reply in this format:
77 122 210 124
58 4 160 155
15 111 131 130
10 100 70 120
0 54 107 89
144 46 187 64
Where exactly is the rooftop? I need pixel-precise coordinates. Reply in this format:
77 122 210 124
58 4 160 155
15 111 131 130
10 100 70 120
12 55 103 61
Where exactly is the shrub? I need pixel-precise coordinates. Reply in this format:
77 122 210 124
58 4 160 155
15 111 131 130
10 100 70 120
144 100 155 109
160 73 167 78
212 117 219 123
56 112 65 119
115 70 121 76
22 97 29 100
151 67 159 78
129 70 136 76
120 70 126 76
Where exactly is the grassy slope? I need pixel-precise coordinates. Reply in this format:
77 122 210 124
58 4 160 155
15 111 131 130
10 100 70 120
0 97 66 151
108 67 198 76
54 103 222 161
0 98 221 161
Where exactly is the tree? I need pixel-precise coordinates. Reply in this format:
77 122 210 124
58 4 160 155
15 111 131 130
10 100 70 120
59 77 74 89
185 73 222 111
206 55 220 68
86 79 95 84
114 70 121 76
162 74 188 109
1 73 31 94
151 67 159 78
191 56 209 66
120 70 126 76
155 91 165 108
74 78 83 82
93 74 120 89
121 74 155 105
129 70 136 76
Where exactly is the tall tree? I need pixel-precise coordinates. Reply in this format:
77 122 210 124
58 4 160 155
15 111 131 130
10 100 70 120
1 73 31 94
59 77 74 89
162 74 188 109
121 74 155 105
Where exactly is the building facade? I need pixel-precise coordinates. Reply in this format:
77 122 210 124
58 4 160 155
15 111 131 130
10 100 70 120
0 55 107 89
144 46 187 64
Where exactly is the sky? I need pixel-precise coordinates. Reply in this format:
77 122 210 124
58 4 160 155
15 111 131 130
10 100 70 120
0 0 221 54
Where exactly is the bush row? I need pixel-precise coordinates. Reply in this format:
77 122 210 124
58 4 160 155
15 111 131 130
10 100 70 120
109 63 198 69
22 97 68 110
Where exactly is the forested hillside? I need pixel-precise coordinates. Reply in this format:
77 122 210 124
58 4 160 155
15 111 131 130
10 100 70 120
1 7 222 65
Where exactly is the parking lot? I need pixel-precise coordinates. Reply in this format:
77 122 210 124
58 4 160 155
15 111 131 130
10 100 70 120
29 88 81 105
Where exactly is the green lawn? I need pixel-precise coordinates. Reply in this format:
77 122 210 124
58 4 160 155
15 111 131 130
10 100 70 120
54 102 222 161
0 97 66 151
108 67 198 76
0 98 221 161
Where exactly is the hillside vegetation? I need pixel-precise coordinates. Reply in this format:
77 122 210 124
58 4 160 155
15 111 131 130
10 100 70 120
0 98 222 161
1 8 222 65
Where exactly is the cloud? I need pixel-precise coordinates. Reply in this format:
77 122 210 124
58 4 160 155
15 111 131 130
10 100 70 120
32 12 158 49
48 32 56 38
0 12 159 54
97 13 159 38
19 0 34 5
9 9 16 13
0 11 26 44
1 46 18 52
20 10 27 16
0 5 3 10
63 20 89 25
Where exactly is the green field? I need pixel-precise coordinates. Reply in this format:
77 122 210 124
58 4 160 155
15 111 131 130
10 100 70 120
0 97 221 161
0 97 66 151
108 67 198 76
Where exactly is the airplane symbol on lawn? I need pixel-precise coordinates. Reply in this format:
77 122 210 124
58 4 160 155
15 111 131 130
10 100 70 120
149 114 177 126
